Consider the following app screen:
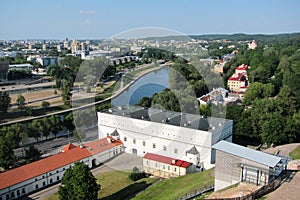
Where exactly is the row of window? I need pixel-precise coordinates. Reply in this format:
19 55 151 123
146 161 178 172
124 137 178 153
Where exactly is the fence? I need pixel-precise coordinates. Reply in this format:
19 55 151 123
177 185 214 200
206 176 283 200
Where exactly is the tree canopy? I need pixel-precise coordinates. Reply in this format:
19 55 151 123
58 162 100 200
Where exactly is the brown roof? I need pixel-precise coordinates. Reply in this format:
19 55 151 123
0 138 123 190
200 95 210 102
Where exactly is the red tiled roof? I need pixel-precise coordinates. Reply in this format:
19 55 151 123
143 153 192 168
61 143 76 152
200 95 210 102
0 138 123 190
236 64 248 70
228 73 245 81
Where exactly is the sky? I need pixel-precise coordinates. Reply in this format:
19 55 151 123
0 0 300 40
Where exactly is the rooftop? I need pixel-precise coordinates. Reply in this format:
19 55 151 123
102 105 231 131
236 64 248 70
228 73 246 81
144 153 192 168
213 140 282 168
0 138 123 190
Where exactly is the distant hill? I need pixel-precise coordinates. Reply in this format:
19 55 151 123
142 33 300 42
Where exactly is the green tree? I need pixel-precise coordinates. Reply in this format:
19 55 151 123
25 145 41 163
49 115 62 138
41 117 52 139
64 113 75 132
0 91 11 113
58 162 100 200
0 128 17 169
61 79 72 105
28 119 42 142
41 101 50 108
243 82 274 105
16 94 26 111
129 167 146 181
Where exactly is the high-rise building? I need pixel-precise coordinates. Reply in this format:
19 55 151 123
71 39 79 53
81 42 87 51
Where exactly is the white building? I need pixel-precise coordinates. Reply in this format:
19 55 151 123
9 63 33 71
36 57 57 67
98 105 233 170
0 138 124 200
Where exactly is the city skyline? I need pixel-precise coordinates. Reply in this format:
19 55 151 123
1 0 300 40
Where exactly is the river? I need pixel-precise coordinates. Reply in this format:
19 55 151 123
112 66 170 106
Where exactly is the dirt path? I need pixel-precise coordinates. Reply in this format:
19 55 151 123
264 143 300 200
263 143 300 157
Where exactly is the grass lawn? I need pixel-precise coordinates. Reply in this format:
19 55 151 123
132 169 214 200
44 170 158 200
289 145 300 160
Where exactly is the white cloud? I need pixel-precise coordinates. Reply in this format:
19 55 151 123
80 10 96 15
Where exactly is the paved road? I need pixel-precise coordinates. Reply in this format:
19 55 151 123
14 127 98 158
23 153 142 200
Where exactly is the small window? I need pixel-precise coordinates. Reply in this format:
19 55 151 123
22 188 25 194
133 139 136 144
174 148 178 154
174 167 177 172
43 182 46 186
57 176 59 181
146 160 149 165
63 168 65 170
168 166 170 170
17 190 20 196
155 163 158 167
35 184 39 189
142 141 146 146
163 165 165 169
153 143 156 149
56 170 59 173
124 136 127 142
50 179 53 183
163 145 167 151
49 172 52 175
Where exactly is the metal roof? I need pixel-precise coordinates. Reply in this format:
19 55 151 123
103 105 231 132
213 140 281 168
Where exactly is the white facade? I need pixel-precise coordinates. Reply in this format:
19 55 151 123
98 106 233 169
143 157 193 178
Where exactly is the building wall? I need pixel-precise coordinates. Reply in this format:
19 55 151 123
143 158 190 178
214 150 271 191
98 112 232 169
0 144 124 200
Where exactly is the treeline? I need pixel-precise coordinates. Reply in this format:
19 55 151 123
190 33 300 42
225 36 300 145
0 99 113 170
0 113 74 170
